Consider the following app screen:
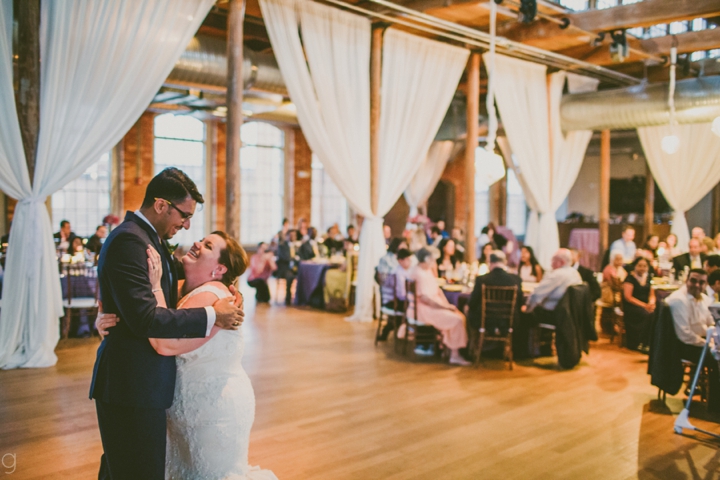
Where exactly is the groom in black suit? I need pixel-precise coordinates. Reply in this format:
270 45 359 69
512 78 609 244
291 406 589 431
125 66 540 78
90 168 244 480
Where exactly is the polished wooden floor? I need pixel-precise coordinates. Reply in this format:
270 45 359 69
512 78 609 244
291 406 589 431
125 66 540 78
2 285 720 479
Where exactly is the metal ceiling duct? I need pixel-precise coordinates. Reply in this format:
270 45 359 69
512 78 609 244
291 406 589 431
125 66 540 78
561 76 720 131
166 35 287 95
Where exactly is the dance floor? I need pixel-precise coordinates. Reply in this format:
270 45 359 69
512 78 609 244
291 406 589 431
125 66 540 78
2 288 720 479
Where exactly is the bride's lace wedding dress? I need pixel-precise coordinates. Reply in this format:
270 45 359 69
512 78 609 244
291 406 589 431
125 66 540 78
166 284 277 480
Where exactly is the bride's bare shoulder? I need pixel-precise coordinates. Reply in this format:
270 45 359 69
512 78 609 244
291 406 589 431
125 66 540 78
180 282 231 309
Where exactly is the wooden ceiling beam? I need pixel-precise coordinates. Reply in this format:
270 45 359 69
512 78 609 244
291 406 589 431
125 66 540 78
556 28 720 67
498 0 720 44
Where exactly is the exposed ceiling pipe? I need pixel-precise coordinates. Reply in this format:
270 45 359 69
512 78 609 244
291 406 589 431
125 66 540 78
166 35 286 95
560 76 720 131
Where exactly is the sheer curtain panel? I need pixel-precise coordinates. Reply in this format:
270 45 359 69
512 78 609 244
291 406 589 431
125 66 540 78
487 54 596 268
404 140 456 216
260 0 468 321
0 0 214 369
637 123 720 249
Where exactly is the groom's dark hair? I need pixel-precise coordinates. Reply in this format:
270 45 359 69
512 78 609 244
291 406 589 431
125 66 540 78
142 167 204 208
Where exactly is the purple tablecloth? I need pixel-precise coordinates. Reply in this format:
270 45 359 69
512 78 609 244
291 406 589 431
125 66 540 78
61 274 97 299
443 289 471 311
294 262 333 308
568 228 599 270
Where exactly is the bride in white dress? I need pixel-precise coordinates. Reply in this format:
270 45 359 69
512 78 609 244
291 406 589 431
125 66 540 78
145 231 277 480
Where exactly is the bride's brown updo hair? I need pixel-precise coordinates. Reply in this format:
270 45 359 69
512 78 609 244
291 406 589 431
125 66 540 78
212 230 248 287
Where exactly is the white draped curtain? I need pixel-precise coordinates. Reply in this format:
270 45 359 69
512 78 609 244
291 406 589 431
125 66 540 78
637 123 720 249
487 54 596 267
260 0 468 321
0 0 214 369
404 140 455 216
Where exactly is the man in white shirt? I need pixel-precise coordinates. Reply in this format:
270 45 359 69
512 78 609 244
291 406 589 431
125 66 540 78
609 225 636 264
666 268 720 412
525 249 582 313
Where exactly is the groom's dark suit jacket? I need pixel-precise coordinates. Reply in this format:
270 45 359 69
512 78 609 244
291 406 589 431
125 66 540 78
89 212 208 409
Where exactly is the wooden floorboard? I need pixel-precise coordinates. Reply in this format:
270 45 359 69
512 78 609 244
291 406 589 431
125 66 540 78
2 290 720 479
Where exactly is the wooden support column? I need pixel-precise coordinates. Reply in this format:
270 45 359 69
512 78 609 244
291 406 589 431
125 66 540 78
599 130 611 258
370 25 384 217
15 0 41 185
644 163 655 235
465 52 480 264
225 0 245 241
711 181 720 236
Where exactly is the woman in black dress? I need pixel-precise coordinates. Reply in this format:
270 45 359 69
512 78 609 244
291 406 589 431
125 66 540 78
622 256 656 352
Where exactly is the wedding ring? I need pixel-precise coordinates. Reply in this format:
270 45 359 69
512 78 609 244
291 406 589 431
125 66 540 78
233 321 240 327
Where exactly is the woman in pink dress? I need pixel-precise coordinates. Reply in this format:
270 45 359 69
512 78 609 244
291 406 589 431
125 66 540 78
413 248 470 365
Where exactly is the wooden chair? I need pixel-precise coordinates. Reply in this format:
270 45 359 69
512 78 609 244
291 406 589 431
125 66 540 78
61 264 99 339
398 279 440 356
374 271 405 346
476 285 518 370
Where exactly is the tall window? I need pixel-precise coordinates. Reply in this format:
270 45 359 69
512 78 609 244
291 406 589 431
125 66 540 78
52 153 111 237
506 169 527 237
311 155 348 233
240 122 285 245
154 113 206 248
475 172 490 238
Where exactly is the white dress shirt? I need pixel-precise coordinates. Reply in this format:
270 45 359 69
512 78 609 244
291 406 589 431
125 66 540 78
667 285 714 347
135 210 215 336
526 266 582 312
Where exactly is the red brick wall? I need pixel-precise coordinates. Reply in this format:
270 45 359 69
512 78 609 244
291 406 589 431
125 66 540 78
212 121 227 232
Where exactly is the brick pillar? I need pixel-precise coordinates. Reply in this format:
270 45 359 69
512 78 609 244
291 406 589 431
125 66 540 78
122 112 156 212
292 128 312 225
212 121 227 232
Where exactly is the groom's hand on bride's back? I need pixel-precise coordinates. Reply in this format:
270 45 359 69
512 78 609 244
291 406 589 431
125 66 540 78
213 295 245 330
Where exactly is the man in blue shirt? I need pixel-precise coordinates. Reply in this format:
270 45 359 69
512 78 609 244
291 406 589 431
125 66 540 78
610 225 637 263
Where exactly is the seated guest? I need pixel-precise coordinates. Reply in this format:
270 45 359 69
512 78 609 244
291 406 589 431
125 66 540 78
412 248 470 365
627 248 658 278
428 226 443 249
519 245 543 283
54 219 77 254
642 235 660 258
467 250 522 335
524 248 582 314
377 249 414 341
436 220 449 239
714 233 720 255
436 238 459 281
708 269 720 302
601 251 627 305
570 248 600 301
345 224 359 244
667 268 720 413
378 238 403 276
383 224 392 246
478 222 507 251
622 257 656 352
247 242 277 304
297 218 309 241
276 230 299 305
298 227 320 260
70 237 85 257
673 238 706 277
477 242 495 276
610 225 636 264
86 225 108 256
322 224 344 254
692 227 706 241
665 233 682 258
704 255 720 297
702 237 716 256
451 227 466 258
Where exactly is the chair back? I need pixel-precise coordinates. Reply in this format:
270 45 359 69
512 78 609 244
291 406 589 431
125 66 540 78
378 271 397 307
405 279 417 321
62 264 99 306
481 285 518 333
